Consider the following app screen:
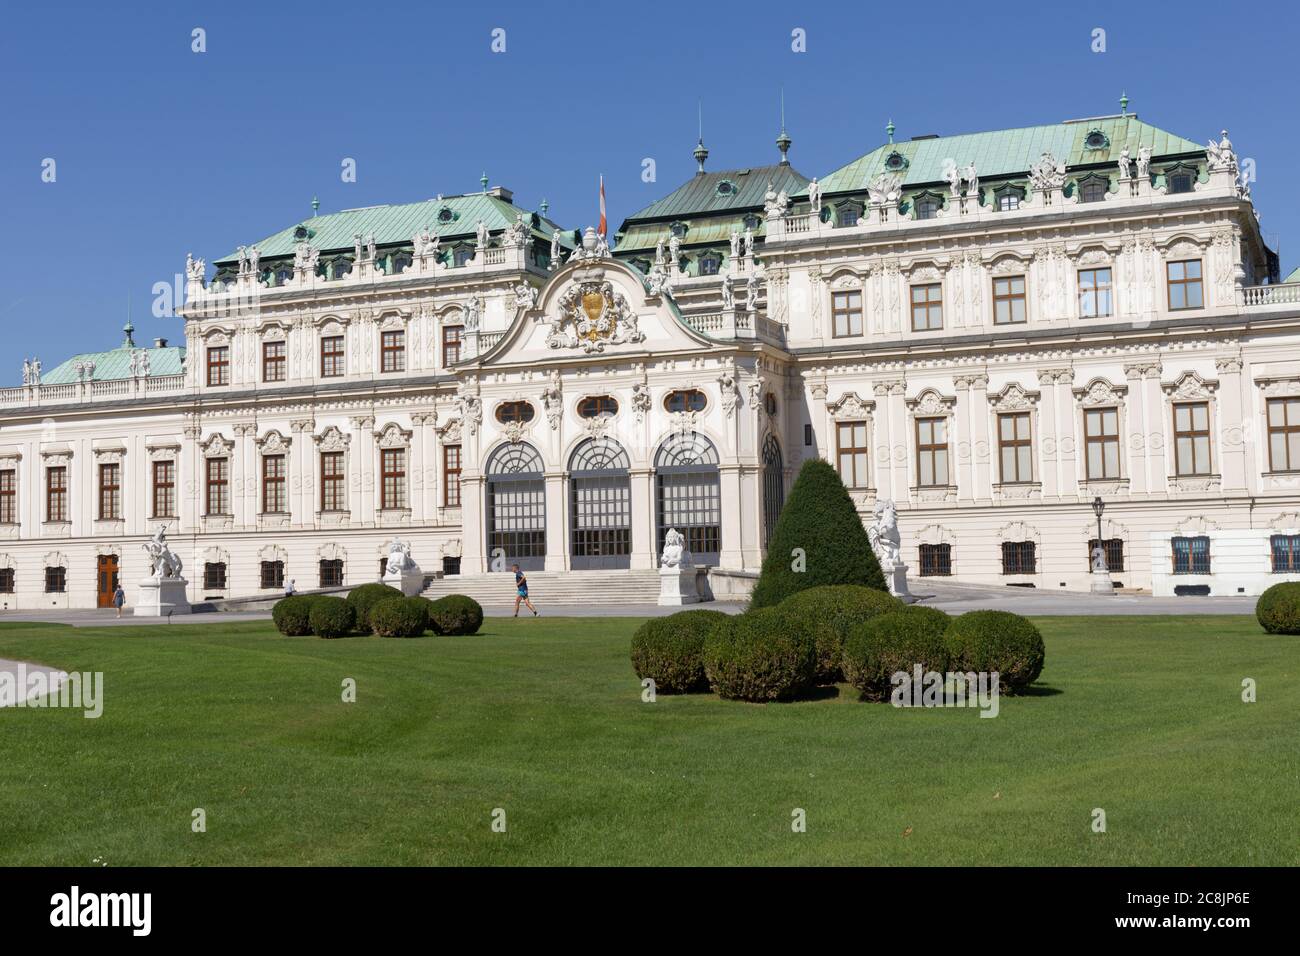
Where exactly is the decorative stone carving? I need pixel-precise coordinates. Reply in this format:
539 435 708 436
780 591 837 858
314 425 351 453
540 370 562 431
455 380 483 436
1028 151 1067 192
1206 130 1237 174
1161 371 1218 400
375 423 412 448
545 280 645 353
1075 379 1127 406
631 382 652 424
718 360 740 419
827 391 874 420
514 283 538 310
987 383 1040 410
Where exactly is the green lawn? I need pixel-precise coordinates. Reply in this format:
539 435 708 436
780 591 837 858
0 614 1294 866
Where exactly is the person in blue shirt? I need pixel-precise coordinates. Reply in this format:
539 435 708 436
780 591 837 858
512 564 538 617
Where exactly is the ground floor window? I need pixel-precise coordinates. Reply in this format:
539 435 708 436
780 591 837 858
0 568 13 593
45 566 66 593
918 543 952 576
1270 534 1300 573
655 433 722 565
485 442 546 571
1001 540 1036 575
569 437 632 570
442 556 461 576
260 560 285 589
1171 536 1211 574
204 562 227 590
319 559 344 588
1087 538 1125 572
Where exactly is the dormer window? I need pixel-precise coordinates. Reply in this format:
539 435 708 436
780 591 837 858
1078 176 1108 203
273 265 293 286
437 206 455 223
913 195 940 220
884 150 908 171
391 252 413 275
292 225 310 241
742 213 760 231
716 179 736 197
1084 129 1110 150
670 221 688 239
330 259 352 280
699 253 722 276
837 202 862 227
453 247 474 267
1167 167 1196 194
994 185 1024 211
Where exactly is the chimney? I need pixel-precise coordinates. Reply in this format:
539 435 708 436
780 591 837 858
154 338 167 348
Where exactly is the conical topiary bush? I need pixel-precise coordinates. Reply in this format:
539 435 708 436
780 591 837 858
749 457 887 608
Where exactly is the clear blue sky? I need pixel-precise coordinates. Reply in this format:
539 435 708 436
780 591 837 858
1 0 1295 377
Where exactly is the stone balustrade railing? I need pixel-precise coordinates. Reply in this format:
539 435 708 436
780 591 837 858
683 310 785 346
1242 282 1300 307
0 374 186 409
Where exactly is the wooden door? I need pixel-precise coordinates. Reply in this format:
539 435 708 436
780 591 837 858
96 555 119 608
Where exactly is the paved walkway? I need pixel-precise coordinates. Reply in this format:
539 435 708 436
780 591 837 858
0 582 1258 629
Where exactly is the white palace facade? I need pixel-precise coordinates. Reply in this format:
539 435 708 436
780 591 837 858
4 107 1300 609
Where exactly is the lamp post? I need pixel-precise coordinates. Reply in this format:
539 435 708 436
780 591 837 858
1090 495 1114 593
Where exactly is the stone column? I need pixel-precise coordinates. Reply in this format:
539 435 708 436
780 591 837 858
543 471 567 571
290 421 312 527
1142 366 1166 491
410 412 429 525
1036 369 1062 499
886 380 908 502
1123 364 1150 497
629 467 655 570
349 415 375 525
718 463 744 570
181 422 201 532
953 377 974 503
968 373 992 502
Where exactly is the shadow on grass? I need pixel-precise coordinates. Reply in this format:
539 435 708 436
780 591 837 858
1017 684 1064 697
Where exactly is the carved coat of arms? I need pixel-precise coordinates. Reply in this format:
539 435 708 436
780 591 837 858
545 280 644 354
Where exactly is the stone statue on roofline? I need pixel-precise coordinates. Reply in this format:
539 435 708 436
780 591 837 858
550 229 561 269
963 162 979 199
721 271 734 309
945 162 962 199
1206 130 1237 173
1136 146 1152 180
475 220 489 250
1117 145 1132 179
668 234 682 273
655 236 666 266
808 177 821 215
743 227 755 258
729 230 741 259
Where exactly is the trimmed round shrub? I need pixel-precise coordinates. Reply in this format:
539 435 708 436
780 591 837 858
842 606 952 701
272 595 317 636
778 585 904 683
630 609 731 694
427 594 484 636
346 582 404 633
749 458 888 609
944 610 1045 694
702 607 817 702
1256 582 1300 634
369 596 428 638
308 596 356 639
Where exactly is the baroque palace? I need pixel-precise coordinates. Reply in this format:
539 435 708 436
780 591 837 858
3 103 1300 609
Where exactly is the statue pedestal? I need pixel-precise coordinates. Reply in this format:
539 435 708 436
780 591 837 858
1090 568 1116 594
134 577 192 616
880 560 915 603
383 566 425 597
658 566 699 606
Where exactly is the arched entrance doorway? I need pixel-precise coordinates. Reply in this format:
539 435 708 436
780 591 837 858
485 441 546 571
569 437 632 569
762 434 785 546
654 432 721 565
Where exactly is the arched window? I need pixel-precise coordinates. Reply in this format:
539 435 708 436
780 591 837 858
390 252 413 274
331 258 352 280
762 435 785 547
496 402 535 424
698 253 722 276
914 196 940 220
664 389 707 413
453 247 474 267
569 438 632 569
485 442 546 571
1078 176 1108 203
577 396 618 418
654 433 721 565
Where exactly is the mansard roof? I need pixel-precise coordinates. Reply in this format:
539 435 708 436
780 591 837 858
817 115 1206 196
214 189 573 264
614 162 810 255
41 339 184 385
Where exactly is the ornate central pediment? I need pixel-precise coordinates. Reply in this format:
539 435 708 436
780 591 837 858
545 279 645 354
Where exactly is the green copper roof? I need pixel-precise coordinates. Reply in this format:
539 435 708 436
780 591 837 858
215 191 573 264
621 163 810 222
41 342 185 385
1284 265 1300 283
817 115 1206 195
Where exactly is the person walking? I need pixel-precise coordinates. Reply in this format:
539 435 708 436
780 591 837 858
512 564 538 617
284 578 296 597
112 583 126 618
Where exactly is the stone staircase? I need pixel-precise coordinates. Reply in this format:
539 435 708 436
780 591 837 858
421 569 667 606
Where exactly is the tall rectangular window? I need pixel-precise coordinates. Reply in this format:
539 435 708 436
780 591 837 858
45 566 66 593
1173 402 1212 476
381 448 407 510
1084 408 1120 480
152 460 176 518
203 562 228 590
263 341 286 382
46 466 67 522
262 454 286 513
910 283 943 331
319 559 344 588
1078 267 1113 318
1270 534 1300 573
835 421 870 489
0 470 15 524
207 345 230 386
993 275 1027 324
442 325 463 366
1172 536 1211 574
918 543 952 577
998 412 1033 483
831 291 863 338
320 335 345 377
915 417 949 487
0 568 13 593
443 445 462 507
1087 538 1126 572
381 330 406 373
205 458 230 515
260 560 285 589
321 452 346 511
1167 259 1203 311
1267 397 1300 472
98 462 121 520
1001 541 1036 574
